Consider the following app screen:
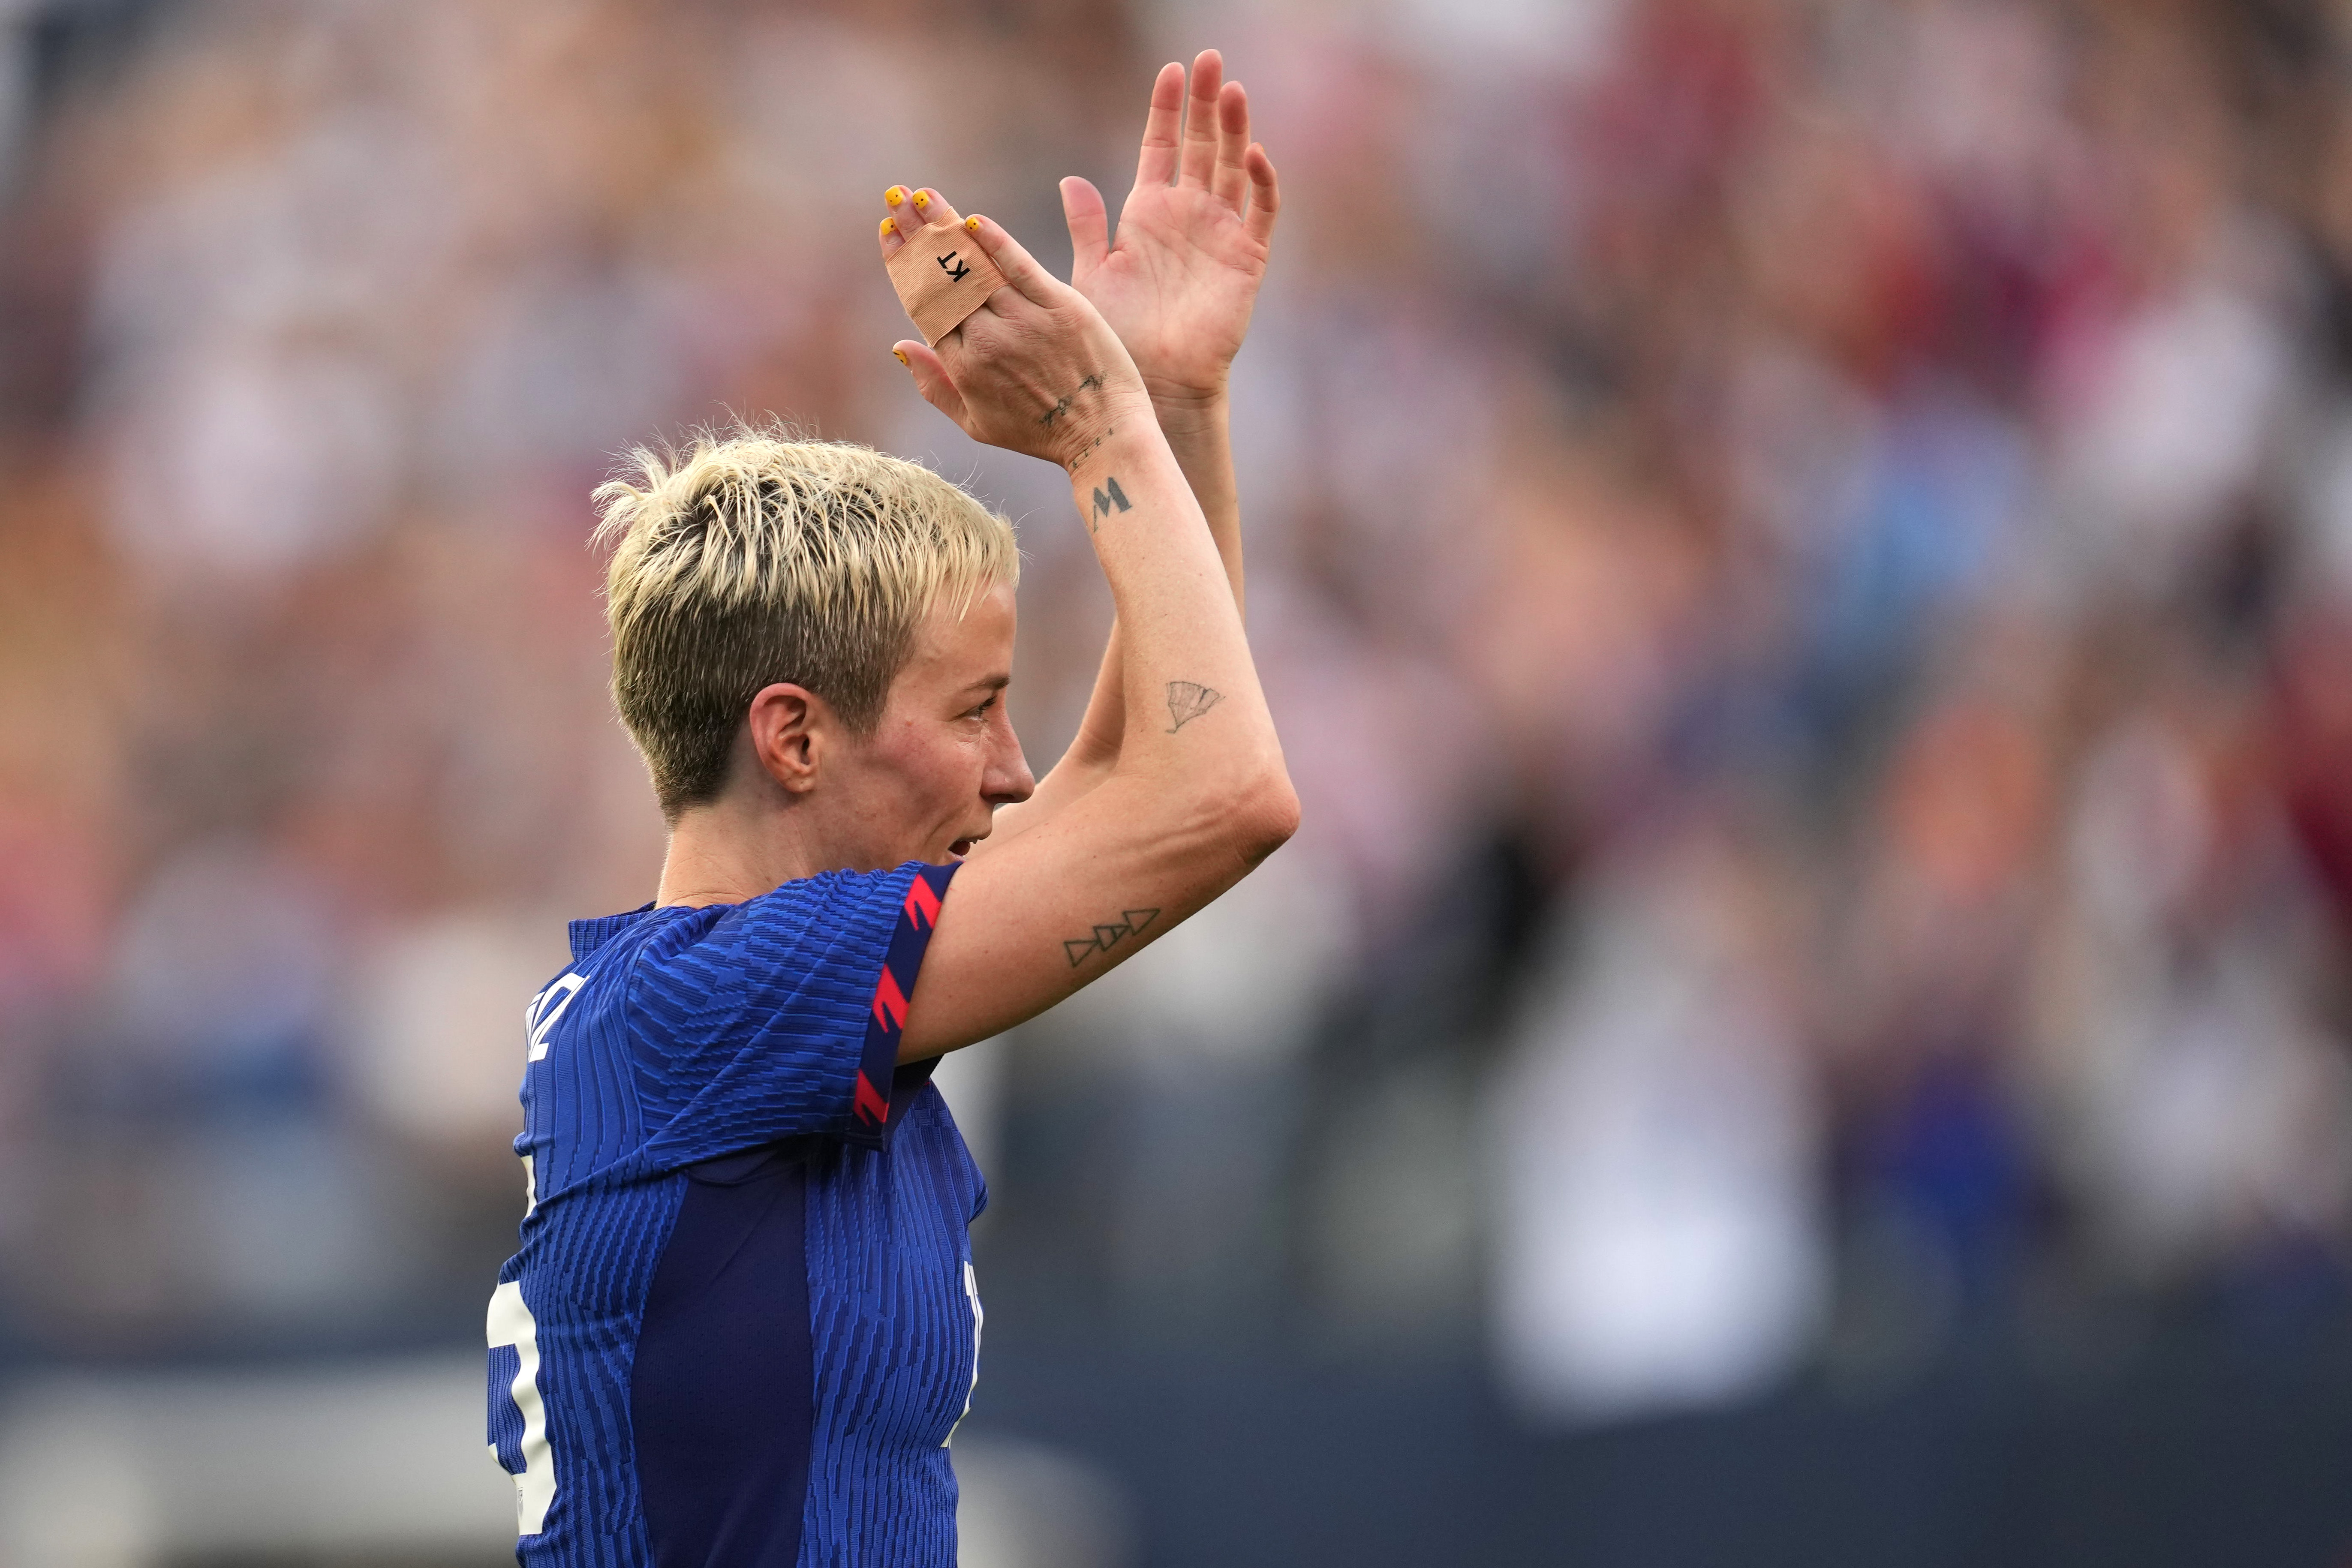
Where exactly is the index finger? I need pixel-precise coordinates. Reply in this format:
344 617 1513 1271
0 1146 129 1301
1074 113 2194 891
959 213 1062 308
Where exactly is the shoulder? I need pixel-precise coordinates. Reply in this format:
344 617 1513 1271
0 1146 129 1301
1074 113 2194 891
628 864 941 1009
684 865 923 956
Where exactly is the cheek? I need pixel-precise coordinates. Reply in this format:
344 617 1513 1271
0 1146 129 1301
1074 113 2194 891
951 730 994 796
876 727 987 816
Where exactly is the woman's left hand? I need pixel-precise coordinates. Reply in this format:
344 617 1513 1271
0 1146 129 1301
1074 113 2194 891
1059 50 1280 410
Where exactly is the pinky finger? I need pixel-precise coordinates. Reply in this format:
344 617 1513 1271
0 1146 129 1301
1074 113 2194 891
1243 144 1281 246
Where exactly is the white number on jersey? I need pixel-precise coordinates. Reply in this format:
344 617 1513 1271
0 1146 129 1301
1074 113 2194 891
525 973 588 1062
945 1259 984 1447
487 1280 558 1535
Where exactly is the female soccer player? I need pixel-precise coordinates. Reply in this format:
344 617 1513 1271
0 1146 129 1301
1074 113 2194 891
486 52 1290 1566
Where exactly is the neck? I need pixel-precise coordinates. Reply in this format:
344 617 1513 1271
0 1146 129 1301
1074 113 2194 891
656 790 825 907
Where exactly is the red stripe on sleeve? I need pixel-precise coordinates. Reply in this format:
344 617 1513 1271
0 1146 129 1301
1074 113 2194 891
870 964 909 1032
852 1070 891 1126
903 875 943 930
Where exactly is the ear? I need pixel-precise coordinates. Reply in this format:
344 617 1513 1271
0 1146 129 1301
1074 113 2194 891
745 683 833 795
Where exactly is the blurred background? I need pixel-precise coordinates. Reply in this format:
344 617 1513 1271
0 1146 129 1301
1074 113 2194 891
6 0 2352 1562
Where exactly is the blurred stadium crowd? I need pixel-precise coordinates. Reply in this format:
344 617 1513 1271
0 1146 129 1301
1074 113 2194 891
5 0 2352 1556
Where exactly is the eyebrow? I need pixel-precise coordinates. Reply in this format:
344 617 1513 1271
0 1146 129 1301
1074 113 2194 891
963 674 1011 694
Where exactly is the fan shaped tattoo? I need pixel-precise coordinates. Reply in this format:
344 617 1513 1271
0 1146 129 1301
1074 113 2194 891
1164 681 1224 733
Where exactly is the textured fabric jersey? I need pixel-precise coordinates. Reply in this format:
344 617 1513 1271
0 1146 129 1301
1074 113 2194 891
485 861 984 1567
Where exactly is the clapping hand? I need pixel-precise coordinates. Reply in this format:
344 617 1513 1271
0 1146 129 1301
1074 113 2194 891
1060 51 1280 411
879 192 1146 472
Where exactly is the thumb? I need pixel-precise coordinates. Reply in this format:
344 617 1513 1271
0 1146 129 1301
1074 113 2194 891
893 341 970 429
1061 176 1110 279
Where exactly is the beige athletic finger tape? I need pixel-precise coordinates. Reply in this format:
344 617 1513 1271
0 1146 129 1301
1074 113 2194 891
886 221 1008 345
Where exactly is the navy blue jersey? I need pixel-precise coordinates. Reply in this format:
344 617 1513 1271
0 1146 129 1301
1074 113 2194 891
486 861 983 1567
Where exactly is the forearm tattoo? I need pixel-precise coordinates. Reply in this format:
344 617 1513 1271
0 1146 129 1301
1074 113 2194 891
1069 428 1116 475
1089 475 1131 530
1164 680 1223 732
1064 906 1160 967
1047 374 1121 475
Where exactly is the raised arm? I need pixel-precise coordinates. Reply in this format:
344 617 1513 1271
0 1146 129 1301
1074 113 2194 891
1057 50 1275 775
1068 52 1279 588
878 52 1278 830
881 215 1296 1057
1062 47 1275 604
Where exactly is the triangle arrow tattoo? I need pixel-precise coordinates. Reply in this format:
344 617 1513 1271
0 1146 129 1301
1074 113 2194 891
1062 907 1163 967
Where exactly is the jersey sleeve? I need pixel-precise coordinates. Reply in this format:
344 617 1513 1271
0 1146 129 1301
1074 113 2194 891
629 860 959 1169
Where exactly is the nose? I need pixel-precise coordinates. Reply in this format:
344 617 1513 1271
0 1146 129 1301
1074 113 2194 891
984 715 1035 808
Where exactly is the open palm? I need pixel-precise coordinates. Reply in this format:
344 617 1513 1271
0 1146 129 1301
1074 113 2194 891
1062 52 1280 406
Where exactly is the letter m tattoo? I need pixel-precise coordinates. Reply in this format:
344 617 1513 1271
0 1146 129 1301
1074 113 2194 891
1090 477 1131 531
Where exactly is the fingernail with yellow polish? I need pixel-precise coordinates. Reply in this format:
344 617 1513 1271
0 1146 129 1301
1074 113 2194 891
912 190 931 210
965 215 981 231
885 186 905 206
893 348 908 365
881 216 896 237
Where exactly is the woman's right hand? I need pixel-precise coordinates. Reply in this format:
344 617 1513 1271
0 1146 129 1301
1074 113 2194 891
880 186 1151 473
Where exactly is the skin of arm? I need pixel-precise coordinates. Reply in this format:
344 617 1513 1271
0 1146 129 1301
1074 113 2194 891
881 51 1275 841
882 213 1297 1057
1055 401 1239 786
1054 50 1273 782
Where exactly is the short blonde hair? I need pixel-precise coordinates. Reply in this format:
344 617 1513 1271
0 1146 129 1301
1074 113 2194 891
591 427 1019 817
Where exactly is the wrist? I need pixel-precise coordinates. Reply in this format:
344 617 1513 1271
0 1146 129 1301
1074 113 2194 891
1056 384 1157 475
1063 419 1173 508
1146 383 1231 441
